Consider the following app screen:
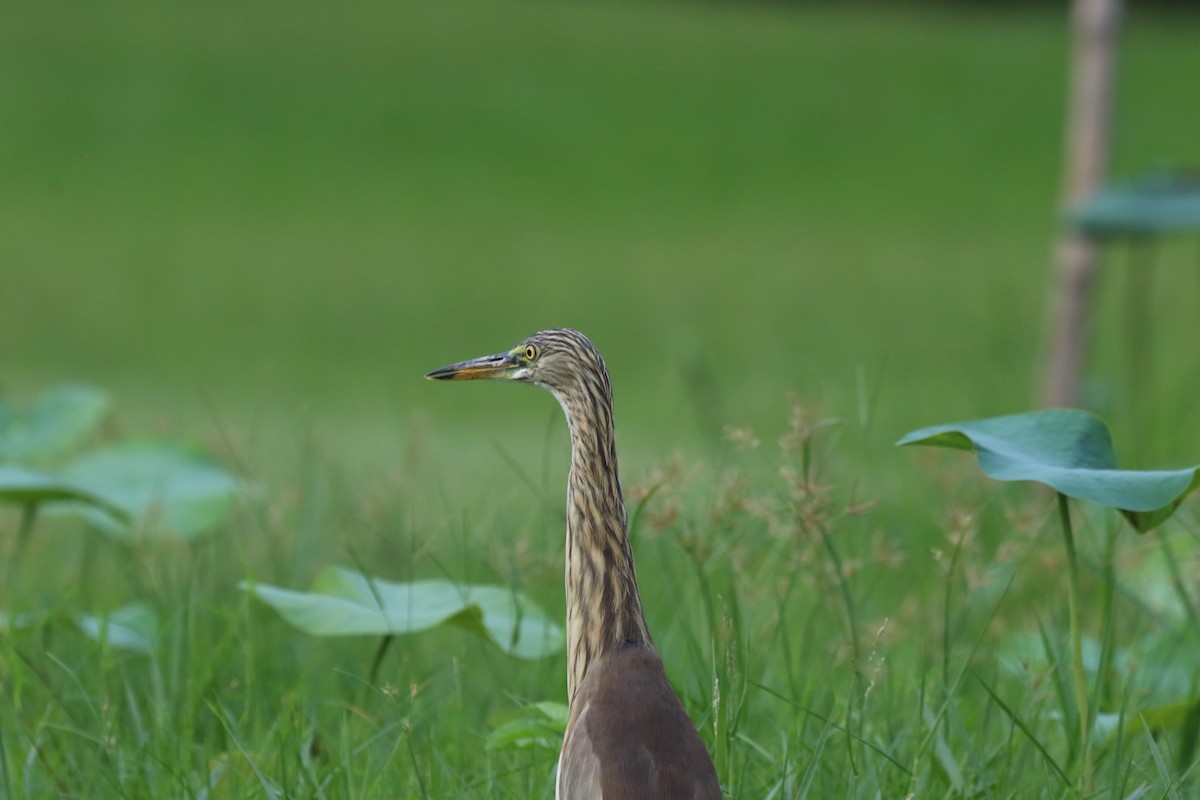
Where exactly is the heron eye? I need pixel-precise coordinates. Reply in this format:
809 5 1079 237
523 345 539 361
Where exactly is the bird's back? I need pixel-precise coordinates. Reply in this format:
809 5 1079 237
558 644 721 800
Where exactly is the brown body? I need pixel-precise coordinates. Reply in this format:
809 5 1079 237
427 329 721 800
559 645 720 799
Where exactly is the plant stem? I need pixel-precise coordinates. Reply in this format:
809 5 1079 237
368 635 395 686
814 521 862 776
1057 492 1092 793
1154 527 1200 640
7 503 39 595
14 502 38 559
816 523 862 691
0 685 11 800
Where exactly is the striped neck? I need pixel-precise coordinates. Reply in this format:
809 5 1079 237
552 364 651 701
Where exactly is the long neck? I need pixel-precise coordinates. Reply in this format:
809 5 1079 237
557 372 651 701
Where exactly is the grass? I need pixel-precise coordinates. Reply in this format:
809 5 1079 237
2 0 1200 796
8 398 1199 797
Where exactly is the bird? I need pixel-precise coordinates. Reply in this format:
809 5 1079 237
426 328 721 800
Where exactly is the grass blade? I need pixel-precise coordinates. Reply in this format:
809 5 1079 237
973 672 1071 789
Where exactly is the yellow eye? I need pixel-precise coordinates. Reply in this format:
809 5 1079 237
523 345 539 361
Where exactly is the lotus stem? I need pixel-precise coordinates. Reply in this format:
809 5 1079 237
8 503 39 593
1057 491 1092 792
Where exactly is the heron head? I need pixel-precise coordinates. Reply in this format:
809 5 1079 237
424 329 601 395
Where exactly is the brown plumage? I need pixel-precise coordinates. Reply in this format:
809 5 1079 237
426 328 721 800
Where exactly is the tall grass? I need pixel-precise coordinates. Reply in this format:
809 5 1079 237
8 391 1197 796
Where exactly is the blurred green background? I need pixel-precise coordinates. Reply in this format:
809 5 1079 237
3 0 1198 469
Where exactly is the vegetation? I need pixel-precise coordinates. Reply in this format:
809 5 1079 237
2 1 1199 797
900 410 1200 793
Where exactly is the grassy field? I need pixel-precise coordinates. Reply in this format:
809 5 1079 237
3 0 1200 797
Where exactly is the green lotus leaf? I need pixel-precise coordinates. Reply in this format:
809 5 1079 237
487 701 569 751
0 465 129 520
0 385 110 463
898 409 1200 532
244 567 564 660
75 602 158 654
57 441 241 541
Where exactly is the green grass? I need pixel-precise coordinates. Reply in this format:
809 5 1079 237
2 0 1200 796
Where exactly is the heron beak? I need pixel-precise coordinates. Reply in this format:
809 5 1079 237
425 351 520 381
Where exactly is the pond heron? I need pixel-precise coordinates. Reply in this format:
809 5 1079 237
426 328 721 799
